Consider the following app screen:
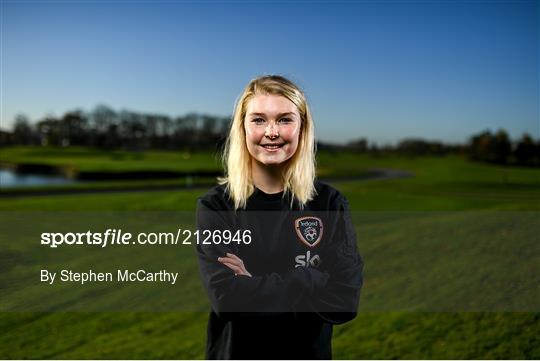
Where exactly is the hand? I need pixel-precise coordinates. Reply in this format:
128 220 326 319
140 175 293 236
218 253 252 277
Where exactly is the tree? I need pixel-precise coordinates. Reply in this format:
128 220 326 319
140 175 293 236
13 114 34 145
61 110 88 146
90 105 118 147
347 138 368 152
492 129 512 164
514 133 536 166
91 104 117 133
468 130 493 162
36 117 62 146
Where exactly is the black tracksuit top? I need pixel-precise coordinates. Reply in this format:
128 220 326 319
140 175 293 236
196 181 364 359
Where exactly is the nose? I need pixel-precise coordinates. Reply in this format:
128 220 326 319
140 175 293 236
264 123 279 139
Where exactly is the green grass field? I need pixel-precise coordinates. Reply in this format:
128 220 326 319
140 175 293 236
0 146 221 172
1 147 539 359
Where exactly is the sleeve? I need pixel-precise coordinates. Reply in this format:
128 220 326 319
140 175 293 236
196 198 330 321
309 195 364 324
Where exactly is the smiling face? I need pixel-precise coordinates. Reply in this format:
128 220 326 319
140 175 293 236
244 94 301 167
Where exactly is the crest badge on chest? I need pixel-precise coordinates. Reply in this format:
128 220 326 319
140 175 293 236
294 216 323 248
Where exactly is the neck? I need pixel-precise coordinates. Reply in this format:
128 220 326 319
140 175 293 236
251 158 284 194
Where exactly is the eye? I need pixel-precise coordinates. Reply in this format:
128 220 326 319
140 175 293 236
279 118 293 124
251 118 265 125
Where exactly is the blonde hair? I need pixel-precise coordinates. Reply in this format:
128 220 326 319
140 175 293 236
219 75 317 210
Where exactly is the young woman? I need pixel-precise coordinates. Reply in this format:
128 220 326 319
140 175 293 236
196 75 363 359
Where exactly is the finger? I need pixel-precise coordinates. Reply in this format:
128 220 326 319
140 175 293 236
221 262 243 274
218 256 235 262
226 253 244 263
219 256 241 267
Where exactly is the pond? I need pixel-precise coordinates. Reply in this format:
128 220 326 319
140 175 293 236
0 169 77 188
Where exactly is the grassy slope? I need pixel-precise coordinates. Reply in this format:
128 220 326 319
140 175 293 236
0 151 539 359
1 146 221 172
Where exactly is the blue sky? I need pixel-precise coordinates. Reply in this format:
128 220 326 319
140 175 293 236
1 0 538 144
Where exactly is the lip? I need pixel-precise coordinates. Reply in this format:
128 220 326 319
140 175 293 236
260 143 285 152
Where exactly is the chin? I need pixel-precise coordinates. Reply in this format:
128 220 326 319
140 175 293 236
260 158 284 166
258 155 293 166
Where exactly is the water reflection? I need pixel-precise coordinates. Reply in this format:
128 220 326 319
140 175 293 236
0 169 76 188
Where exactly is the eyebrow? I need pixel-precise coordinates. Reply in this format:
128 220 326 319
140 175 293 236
248 112 296 117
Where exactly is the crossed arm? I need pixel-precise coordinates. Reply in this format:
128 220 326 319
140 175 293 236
196 197 363 322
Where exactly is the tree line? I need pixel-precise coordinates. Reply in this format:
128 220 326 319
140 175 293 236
467 129 539 167
1 105 230 151
343 130 539 167
342 130 539 167
1 106 539 167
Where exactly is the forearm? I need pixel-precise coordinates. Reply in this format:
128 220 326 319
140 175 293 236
206 266 329 314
